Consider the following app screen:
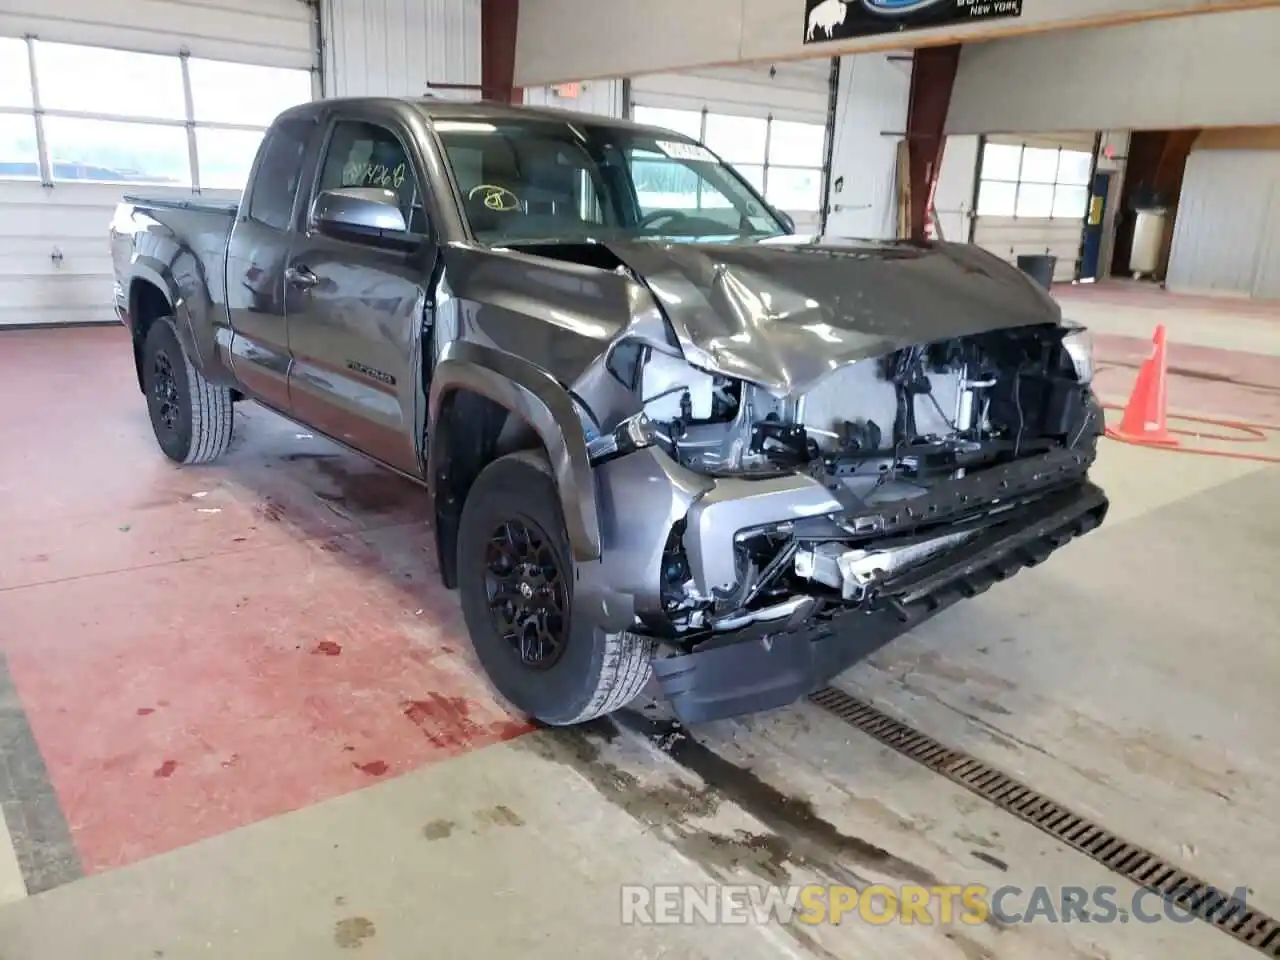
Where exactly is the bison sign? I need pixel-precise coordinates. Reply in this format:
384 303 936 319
803 0 1023 43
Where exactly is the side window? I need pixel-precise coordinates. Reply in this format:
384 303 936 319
316 120 427 234
248 118 312 231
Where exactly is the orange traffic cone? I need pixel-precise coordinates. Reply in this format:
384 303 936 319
1106 324 1179 447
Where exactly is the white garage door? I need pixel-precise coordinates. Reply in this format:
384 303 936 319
0 0 316 328
824 52 910 241
629 62 833 233
972 133 1096 284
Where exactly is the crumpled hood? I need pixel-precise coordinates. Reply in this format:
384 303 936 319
603 235 1063 394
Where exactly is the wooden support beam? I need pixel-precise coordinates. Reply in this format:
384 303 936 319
482 0 522 104
905 44 960 243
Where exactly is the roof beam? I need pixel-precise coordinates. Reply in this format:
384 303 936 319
514 0 1280 86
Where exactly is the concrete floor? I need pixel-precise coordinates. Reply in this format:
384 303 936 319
0 286 1277 958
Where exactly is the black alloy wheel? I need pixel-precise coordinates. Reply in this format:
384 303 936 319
149 347 183 438
483 518 569 670
140 316 234 465
456 451 653 726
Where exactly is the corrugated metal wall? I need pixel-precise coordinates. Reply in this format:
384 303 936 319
1167 148 1280 299
321 0 481 98
824 52 909 240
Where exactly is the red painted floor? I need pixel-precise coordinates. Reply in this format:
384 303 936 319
0 327 530 874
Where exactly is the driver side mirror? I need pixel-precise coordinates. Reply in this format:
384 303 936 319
310 187 415 248
774 208 796 234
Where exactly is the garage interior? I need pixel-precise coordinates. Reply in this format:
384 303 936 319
1 0 1279 957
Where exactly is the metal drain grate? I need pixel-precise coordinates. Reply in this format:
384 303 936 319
809 686 1280 957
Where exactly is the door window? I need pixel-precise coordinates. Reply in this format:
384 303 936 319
316 120 428 234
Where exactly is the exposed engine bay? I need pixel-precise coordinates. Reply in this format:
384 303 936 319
588 322 1100 640
638 325 1094 483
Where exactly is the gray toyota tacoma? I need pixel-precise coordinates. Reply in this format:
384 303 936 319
110 97 1108 725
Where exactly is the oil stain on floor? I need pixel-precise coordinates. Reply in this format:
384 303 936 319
516 711 960 958
333 916 376 949
519 710 939 889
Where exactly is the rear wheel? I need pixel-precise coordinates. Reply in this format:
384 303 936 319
141 317 233 464
457 451 652 726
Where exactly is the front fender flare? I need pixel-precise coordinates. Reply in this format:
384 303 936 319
428 341 601 562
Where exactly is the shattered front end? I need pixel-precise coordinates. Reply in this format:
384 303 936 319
574 321 1109 723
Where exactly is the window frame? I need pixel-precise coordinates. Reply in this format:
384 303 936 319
975 138 1096 222
434 118 623 237
0 34 314 190
245 116 319 232
305 111 437 246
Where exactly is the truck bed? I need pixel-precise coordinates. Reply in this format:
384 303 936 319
120 195 239 216
111 196 239 334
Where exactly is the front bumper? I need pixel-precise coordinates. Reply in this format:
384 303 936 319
576 446 842 632
650 479 1109 724
578 432 1100 634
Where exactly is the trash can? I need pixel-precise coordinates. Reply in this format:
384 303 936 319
1016 254 1057 291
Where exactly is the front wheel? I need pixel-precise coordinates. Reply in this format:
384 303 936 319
456 451 652 726
141 317 233 464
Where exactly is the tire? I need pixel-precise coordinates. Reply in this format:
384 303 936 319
141 317 233 465
457 451 653 726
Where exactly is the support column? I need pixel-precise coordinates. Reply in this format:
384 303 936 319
481 0 522 104
905 44 960 243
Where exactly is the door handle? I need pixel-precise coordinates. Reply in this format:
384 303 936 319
286 265 319 290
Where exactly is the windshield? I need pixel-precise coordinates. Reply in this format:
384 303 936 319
429 116 789 245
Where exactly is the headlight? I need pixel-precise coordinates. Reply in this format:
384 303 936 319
587 412 658 465
1063 326 1094 385
572 397 657 465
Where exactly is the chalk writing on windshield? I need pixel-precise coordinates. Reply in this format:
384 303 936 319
342 161 407 189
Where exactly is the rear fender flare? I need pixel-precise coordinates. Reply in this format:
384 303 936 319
428 341 601 562
129 257 235 387
128 263 200 363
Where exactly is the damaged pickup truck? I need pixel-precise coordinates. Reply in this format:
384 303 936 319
110 97 1108 725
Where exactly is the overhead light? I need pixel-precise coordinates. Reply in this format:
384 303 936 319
431 121 497 133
